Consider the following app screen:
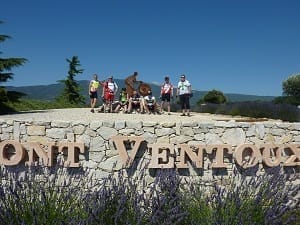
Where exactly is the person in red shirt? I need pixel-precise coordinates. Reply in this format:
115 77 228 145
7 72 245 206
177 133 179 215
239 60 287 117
160 76 174 115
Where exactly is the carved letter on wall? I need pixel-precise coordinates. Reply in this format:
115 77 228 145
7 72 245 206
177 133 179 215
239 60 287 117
176 144 204 168
261 144 283 167
283 144 300 166
235 144 261 168
0 140 25 166
205 144 232 168
148 143 175 168
111 136 144 167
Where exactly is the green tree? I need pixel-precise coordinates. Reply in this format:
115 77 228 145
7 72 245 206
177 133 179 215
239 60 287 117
282 74 300 98
0 21 27 111
274 74 300 106
201 89 227 104
57 56 85 106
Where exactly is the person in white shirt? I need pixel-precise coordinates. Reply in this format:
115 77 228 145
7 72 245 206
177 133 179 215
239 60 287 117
176 74 192 116
143 90 157 114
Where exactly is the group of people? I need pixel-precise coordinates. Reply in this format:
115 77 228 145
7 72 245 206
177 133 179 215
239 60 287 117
88 72 192 116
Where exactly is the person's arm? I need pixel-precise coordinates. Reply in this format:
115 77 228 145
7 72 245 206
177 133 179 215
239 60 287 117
114 82 118 94
188 82 192 94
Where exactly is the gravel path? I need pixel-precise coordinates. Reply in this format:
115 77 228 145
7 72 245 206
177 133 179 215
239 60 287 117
0 108 271 123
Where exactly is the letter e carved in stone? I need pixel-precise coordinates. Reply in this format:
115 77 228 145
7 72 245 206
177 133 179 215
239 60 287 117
148 143 175 168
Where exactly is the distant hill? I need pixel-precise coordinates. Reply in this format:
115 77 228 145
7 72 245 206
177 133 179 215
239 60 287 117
6 79 276 105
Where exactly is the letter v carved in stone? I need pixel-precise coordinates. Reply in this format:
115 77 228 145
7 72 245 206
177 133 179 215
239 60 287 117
111 136 144 168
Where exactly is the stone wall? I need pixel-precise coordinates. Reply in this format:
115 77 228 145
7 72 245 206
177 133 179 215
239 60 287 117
0 118 299 182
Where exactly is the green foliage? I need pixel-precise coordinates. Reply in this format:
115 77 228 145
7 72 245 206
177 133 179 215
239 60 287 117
0 21 27 104
194 102 300 122
282 73 300 99
201 89 227 104
0 98 81 114
273 96 300 105
56 56 85 106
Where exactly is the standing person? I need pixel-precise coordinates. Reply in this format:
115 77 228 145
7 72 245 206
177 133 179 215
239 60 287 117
89 74 101 113
125 71 142 97
102 76 118 112
176 74 192 116
160 76 174 115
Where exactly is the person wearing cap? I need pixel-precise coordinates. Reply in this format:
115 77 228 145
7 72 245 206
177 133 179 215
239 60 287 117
88 74 102 113
125 72 142 97
102 76 118 112
176 74 192 116
160 76 174 115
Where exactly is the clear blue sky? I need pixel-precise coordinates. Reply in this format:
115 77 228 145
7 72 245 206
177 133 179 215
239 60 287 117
1 0 300 96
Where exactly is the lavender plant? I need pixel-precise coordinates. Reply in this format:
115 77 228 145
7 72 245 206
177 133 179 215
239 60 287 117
0 163 298 225
0 165 91 225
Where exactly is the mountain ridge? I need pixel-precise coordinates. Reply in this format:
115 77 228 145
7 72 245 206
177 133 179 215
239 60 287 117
6 79 276 105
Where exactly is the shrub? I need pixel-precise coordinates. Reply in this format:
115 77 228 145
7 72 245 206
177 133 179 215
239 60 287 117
0 165 298 224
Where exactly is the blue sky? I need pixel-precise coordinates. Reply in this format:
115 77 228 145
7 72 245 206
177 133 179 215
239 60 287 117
1 0 299 96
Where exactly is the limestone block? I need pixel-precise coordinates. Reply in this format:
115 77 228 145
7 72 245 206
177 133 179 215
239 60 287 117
115 121 126 130
294 135 300 142
161 122 175 128
170 135 193 144
76 134 91 147
51 121 70 128
20 124 26 135
143 121 158 127
214 121 236 128
205 133 223 145
194 133 205 141
181 127 194 137
82 160 99 169
100 155 122 172
155 128 175 137
246 125 256 137
27 125 46 136
182 121 198 127
0 133 11 140
85 128 97 137
255 124 265 139
103 121 114 128
90 121 103 130
26 135 46 142
119 128 135 135
157 136 170 143
135 129 144 136
222 128 245 146
142 132 157 144
126 121 142 129
290 123 300 131
46 128 66 139
90 136 105 150
66 133 75 142
13 122 20 141
264 134 275 142
270 128 285 136
73 124 86 135
143 127 155 133
89 151 106 163
281 135 293 144
97 126 118 140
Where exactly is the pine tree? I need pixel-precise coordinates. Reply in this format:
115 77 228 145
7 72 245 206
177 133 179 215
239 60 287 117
57 56 85 106
0 21 27 104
